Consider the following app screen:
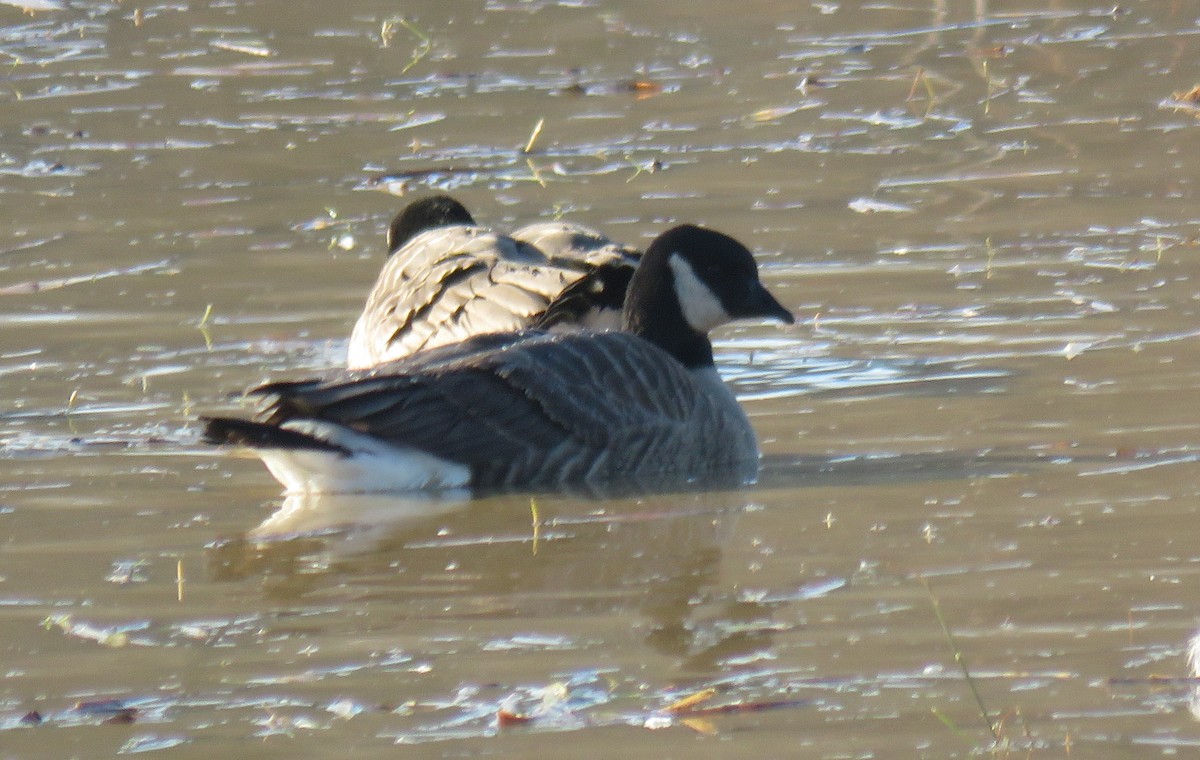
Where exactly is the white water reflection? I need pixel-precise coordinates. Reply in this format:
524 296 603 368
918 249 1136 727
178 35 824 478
246 490 470 558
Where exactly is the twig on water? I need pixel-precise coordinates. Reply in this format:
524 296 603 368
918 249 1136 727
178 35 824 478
383 17 433 73
523 118 545 154
930 707 969 739
920 576 1001 743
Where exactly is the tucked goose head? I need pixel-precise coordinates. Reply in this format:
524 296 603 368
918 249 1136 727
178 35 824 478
386 195 476 254
623 224 794 368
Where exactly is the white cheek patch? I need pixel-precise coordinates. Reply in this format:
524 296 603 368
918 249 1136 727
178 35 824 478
668 252 730 333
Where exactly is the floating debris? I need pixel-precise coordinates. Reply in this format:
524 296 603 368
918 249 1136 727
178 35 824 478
74 699 138 723
556 78 664 98
622 79 662 99
0 260 174 296
749 105 804 122
523 118 545 154
118 735 189 753
1166 85 1200 117
495 682 577 729
1174 85 1200 104
385 17 434 73
43 615 133 648
664 688 716 713
209 40 275 58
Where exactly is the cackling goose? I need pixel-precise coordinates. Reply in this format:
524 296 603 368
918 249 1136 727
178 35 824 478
347 195 640 369
204 224 794 494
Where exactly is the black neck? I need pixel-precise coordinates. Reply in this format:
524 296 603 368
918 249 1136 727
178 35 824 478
630 316 714 369
622 248 714 370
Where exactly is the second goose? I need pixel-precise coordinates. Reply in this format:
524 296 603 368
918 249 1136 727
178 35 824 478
347 195 640 369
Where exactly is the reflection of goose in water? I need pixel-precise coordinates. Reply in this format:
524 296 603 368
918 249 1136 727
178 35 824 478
202 447 1069 668
206 489 787 664
246 490 469 558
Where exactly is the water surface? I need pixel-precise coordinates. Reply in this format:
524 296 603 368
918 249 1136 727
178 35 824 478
3 1 1200 756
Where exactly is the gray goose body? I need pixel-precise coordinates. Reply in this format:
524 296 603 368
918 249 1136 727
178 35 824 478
347 197 639 369
204 224 794 495
242 331 758 491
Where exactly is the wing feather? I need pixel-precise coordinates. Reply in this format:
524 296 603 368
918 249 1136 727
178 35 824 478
348 229 557 367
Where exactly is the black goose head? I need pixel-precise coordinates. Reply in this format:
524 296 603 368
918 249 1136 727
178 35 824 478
386 195 476 254
623 225 794 368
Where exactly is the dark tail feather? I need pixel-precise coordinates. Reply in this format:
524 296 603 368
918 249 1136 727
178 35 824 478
200 416 349 454
534 263 635 329
242 379 326 425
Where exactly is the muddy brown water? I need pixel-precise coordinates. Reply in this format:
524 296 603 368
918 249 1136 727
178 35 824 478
3 0 1200 756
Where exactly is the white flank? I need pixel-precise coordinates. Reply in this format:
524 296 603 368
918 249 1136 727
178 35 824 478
256 420 471 494
668 253 730 333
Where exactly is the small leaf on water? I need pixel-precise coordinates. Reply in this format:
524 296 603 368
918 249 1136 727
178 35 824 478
622 80 662 99
665 687 715 713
